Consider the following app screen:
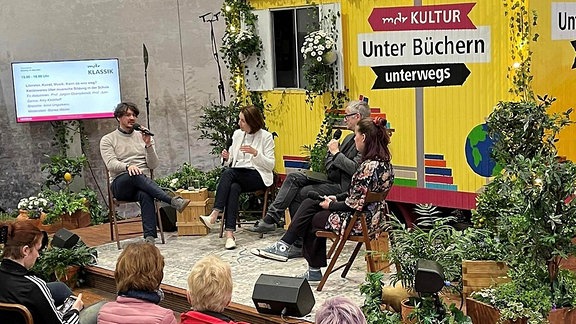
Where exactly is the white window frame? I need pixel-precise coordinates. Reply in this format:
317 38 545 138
245 3 344 92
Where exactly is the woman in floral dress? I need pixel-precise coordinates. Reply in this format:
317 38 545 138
253 117 394 282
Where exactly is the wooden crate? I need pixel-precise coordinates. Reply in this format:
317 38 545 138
367 232 391 273
176 188 209 236
177 188 208 201
462 260 509 298
466 298 576 323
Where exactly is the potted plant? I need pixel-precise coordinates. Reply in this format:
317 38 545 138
16 194 50 224
32 244 97 289
360 272 402 324
386 204 468 323
454 227 509 298
42 189 89 228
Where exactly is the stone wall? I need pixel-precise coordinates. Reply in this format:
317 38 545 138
0 0 231 210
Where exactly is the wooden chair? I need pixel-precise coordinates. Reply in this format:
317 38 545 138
0 302 34 324
315 190 390 291
106 168 165 249
219 185 273 238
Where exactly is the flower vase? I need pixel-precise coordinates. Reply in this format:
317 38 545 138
322 50 337 65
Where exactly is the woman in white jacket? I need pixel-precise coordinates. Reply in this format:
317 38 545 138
200 105 275 249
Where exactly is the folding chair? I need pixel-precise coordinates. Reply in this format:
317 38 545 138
106 168 165 249
0 302 34 324
219 185 273 238
315 190 390 291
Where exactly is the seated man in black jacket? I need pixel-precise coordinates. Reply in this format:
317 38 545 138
248 100 371 246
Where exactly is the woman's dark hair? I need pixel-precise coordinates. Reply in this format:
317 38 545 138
356 117 391 162
0 220 44 259
114 102 140 119
241 105 265 134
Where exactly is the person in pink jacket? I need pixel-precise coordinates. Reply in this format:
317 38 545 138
97 241 176 324
180 255 249 324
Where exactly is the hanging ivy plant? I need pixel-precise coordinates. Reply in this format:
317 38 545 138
221 0 263 99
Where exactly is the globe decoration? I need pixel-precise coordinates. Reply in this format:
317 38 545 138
464 123 501 177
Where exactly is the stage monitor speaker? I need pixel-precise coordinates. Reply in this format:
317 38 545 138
414 259 445 293
51 228 80 249
159 203 177 232
252 274 315 317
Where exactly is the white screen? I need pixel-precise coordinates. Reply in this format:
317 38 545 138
11 58 121 122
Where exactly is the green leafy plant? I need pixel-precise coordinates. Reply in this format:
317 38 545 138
32 244 97 284
387 204 462 290
220 0 262 74
195 102 240 155
469 1 576 321
78 188 106 225
42 189 88 225
155 164 224 192
0 209 18 222
360 272 402 324
41 154 87 190
453 227 506 262
407 296 471 324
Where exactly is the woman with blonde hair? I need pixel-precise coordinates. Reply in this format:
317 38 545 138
97 241 176 324
181 255 248 324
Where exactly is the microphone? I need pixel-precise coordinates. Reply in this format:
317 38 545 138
307 191 323 201
333 129 342 140
222 138 233 166
133 123 154 136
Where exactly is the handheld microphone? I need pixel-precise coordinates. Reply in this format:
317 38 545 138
222 138 233 166
333 129 342 140
307 191 324 201
133 123 154 136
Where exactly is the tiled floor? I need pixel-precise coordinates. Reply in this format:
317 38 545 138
76 222 387 322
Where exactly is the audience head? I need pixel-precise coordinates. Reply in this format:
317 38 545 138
115 241 165 293
113 102 140 121
355 117 391 162
315 296 367 324
186 255 233 313
239 105 265 134
343 100 371 130
0 220 47 269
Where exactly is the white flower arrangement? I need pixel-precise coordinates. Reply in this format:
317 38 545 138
301 30 335 63
221 28 261 62
18 194 49 219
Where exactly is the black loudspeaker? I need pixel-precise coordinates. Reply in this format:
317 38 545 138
159 203 177 232
252 274 315 317
414 259 445 293
51 228 80 249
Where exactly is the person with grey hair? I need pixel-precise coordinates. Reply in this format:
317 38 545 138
315 296 367 324
248 100 371 258
100 102 190 244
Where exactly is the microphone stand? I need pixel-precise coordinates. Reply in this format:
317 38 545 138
143 43 151 128
200 12 225 105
